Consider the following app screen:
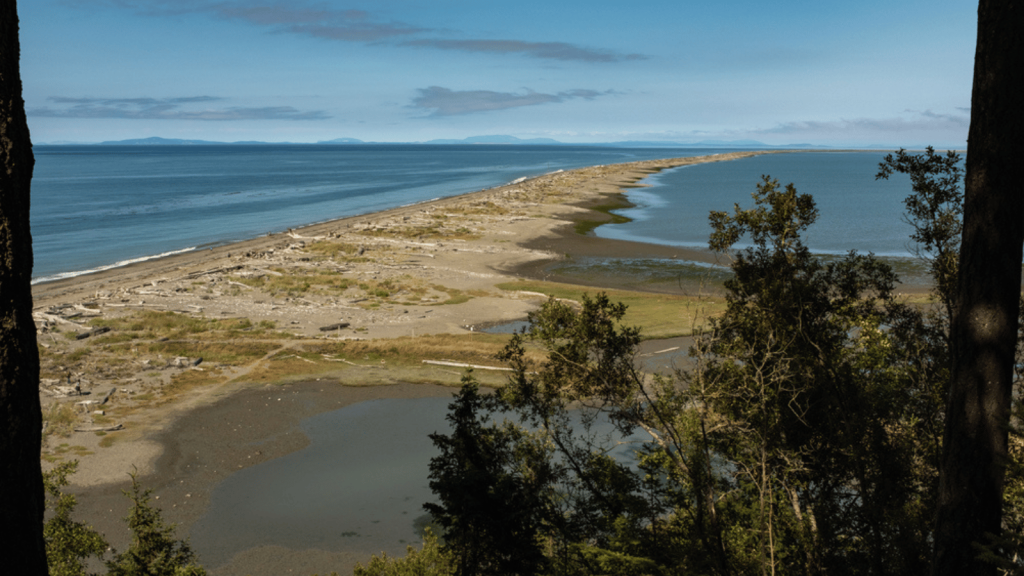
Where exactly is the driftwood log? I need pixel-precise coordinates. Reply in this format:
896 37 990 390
319 322 351 331
75 326 110 340
74 424 123 433
421 360 513 372
100 388 116 405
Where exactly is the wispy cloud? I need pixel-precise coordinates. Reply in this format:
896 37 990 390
89 1 421 40
411 86 613 117
405 39 645 63
86 1 643 62
30 96 330 121
757 109 970 137
208 3 424 41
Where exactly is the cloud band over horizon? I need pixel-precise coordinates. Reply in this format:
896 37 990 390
86 0 645 63
412 86 614 117
30 96 330 121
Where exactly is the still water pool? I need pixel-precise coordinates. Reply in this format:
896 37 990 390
190 396 455 566
190 392 651 567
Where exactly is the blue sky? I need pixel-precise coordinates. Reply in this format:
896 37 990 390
20 0 976 146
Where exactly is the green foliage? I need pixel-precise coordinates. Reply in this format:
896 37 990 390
42 463 211 576
43 461 108 576
352 529 455 576
105 472 207 576
415 174 958 576
876 147 964 320
425 374 553 576
699 176 940 574
496 293 697 574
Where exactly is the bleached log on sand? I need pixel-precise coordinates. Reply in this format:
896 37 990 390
421 360 513 372
33 313 88 331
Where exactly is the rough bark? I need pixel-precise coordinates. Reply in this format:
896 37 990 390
0 0 46 573
933 1 1024 574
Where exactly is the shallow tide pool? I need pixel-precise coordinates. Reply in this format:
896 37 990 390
189 396 455 567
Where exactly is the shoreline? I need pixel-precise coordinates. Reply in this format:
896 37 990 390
33 152 759 305
30 167 571 286
42 150 778 575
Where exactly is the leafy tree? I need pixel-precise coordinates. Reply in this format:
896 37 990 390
439 175 948 576
876 147 964 323
416 149 1017 576
425 374 554 576
702 176 938 574
105 472 207 576
497 292 685 574
352 529 454 576
0 0 46 573
43 462 109 576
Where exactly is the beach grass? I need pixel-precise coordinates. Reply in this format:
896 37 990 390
572 198 633 236
495 280 726 339
238 333 523 388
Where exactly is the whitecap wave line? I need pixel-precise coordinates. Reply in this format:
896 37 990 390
32 246 198 285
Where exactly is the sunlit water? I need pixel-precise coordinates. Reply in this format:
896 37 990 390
31 144 725 282
597 151 920 257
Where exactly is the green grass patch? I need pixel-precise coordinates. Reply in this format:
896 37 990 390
230 269 355 297
304 240 361 257
136 340 278 365
91 311 283 341
573 198 633 236
496 280 725 339
309 332 516 368
43 403 78 438
98 435 121 448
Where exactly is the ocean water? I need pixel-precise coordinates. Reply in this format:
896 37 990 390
30 144 727 283
597 151 919 257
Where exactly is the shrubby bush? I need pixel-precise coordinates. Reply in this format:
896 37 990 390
44 464 206 576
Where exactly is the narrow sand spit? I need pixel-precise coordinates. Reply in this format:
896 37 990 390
35 151 774 575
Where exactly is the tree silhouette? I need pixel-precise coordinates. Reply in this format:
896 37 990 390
0 0 46 573
934 1 1024 574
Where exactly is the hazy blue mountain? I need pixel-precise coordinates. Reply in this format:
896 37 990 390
316 138 365 144
97 137 290 146
424 135 563 145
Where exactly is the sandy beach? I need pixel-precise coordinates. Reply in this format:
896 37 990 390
36 150 774 574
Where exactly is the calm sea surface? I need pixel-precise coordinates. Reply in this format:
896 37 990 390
31 144 730 282
598 151 915 257
32 146 921 284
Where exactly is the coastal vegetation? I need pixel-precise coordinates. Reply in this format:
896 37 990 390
361 149 1024 575
496 280 723 339
43 462 206 576
33 269 729 463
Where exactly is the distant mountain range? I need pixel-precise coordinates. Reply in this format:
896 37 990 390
36 135 900 149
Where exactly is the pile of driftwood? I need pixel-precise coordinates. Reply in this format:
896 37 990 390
33 303 103 336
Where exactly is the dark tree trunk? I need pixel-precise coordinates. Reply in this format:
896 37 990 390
0 1 46 573
933 1 1024 574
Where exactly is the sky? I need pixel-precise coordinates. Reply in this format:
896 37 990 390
19 0 977 147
